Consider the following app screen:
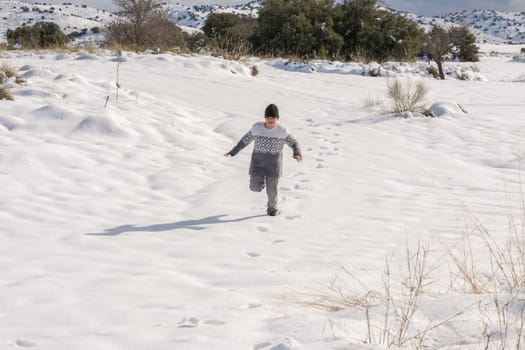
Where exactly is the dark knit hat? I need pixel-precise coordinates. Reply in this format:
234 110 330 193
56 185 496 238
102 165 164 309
264 104 279 119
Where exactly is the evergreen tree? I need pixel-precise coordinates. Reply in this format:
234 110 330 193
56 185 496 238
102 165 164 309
252 0 421 61
376 12 423 61
448 26 479 62
333 0 422 61
333 0 378 59
203 13 256 54
252 0 342 58
203 13 243 37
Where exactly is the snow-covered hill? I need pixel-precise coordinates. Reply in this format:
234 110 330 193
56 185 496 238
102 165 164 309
170 0 260 28
440 10 525 44
402 9 525 44
1 0 524 45
0 0 113 44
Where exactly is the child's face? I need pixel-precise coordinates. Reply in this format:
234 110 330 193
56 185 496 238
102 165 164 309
264 116 278 128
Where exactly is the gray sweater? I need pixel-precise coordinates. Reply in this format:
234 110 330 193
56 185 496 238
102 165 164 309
229 122 301 177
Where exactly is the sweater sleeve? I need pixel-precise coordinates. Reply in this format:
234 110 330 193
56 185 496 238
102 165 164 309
285 133 301 156
229 130 254 156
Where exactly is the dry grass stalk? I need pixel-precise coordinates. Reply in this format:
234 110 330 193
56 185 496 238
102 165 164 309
303 241 459 349
442 231 490 294
463 204 525 291
299 278 374 312
449 191 525 349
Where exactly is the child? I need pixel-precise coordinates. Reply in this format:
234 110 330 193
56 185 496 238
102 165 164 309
225 104 302 216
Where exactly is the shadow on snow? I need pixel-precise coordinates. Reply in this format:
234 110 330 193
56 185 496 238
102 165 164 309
85 214 266 236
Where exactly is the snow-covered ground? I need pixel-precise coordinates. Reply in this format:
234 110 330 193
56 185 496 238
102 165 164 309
1 47 525 349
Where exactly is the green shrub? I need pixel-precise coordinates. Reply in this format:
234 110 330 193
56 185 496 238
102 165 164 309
7 21 69 49
202 13 256 57
333 1 423 61
251 0 422 61
449 26 479 62
252 0 343 59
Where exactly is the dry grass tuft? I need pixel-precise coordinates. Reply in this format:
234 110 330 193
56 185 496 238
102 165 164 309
0 85 14 100
387 78 428 114
0 62 25 101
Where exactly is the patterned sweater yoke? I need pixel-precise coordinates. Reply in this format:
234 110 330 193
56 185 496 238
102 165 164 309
230 122 301 177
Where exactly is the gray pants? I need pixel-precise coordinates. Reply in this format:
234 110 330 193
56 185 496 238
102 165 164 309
250 175 279 210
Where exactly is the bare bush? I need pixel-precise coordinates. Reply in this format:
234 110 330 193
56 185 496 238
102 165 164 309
107 0 186 51
386 78 428 114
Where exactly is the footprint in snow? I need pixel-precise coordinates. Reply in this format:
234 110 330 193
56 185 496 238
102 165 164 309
273 240 286 244
257 226 269 232
247 252 261 258
15 340 36 347
254 342 272 350
178 317 200 328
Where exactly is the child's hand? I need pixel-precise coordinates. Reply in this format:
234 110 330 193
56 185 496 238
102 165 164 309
293 155 302 162
224 152 232 157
